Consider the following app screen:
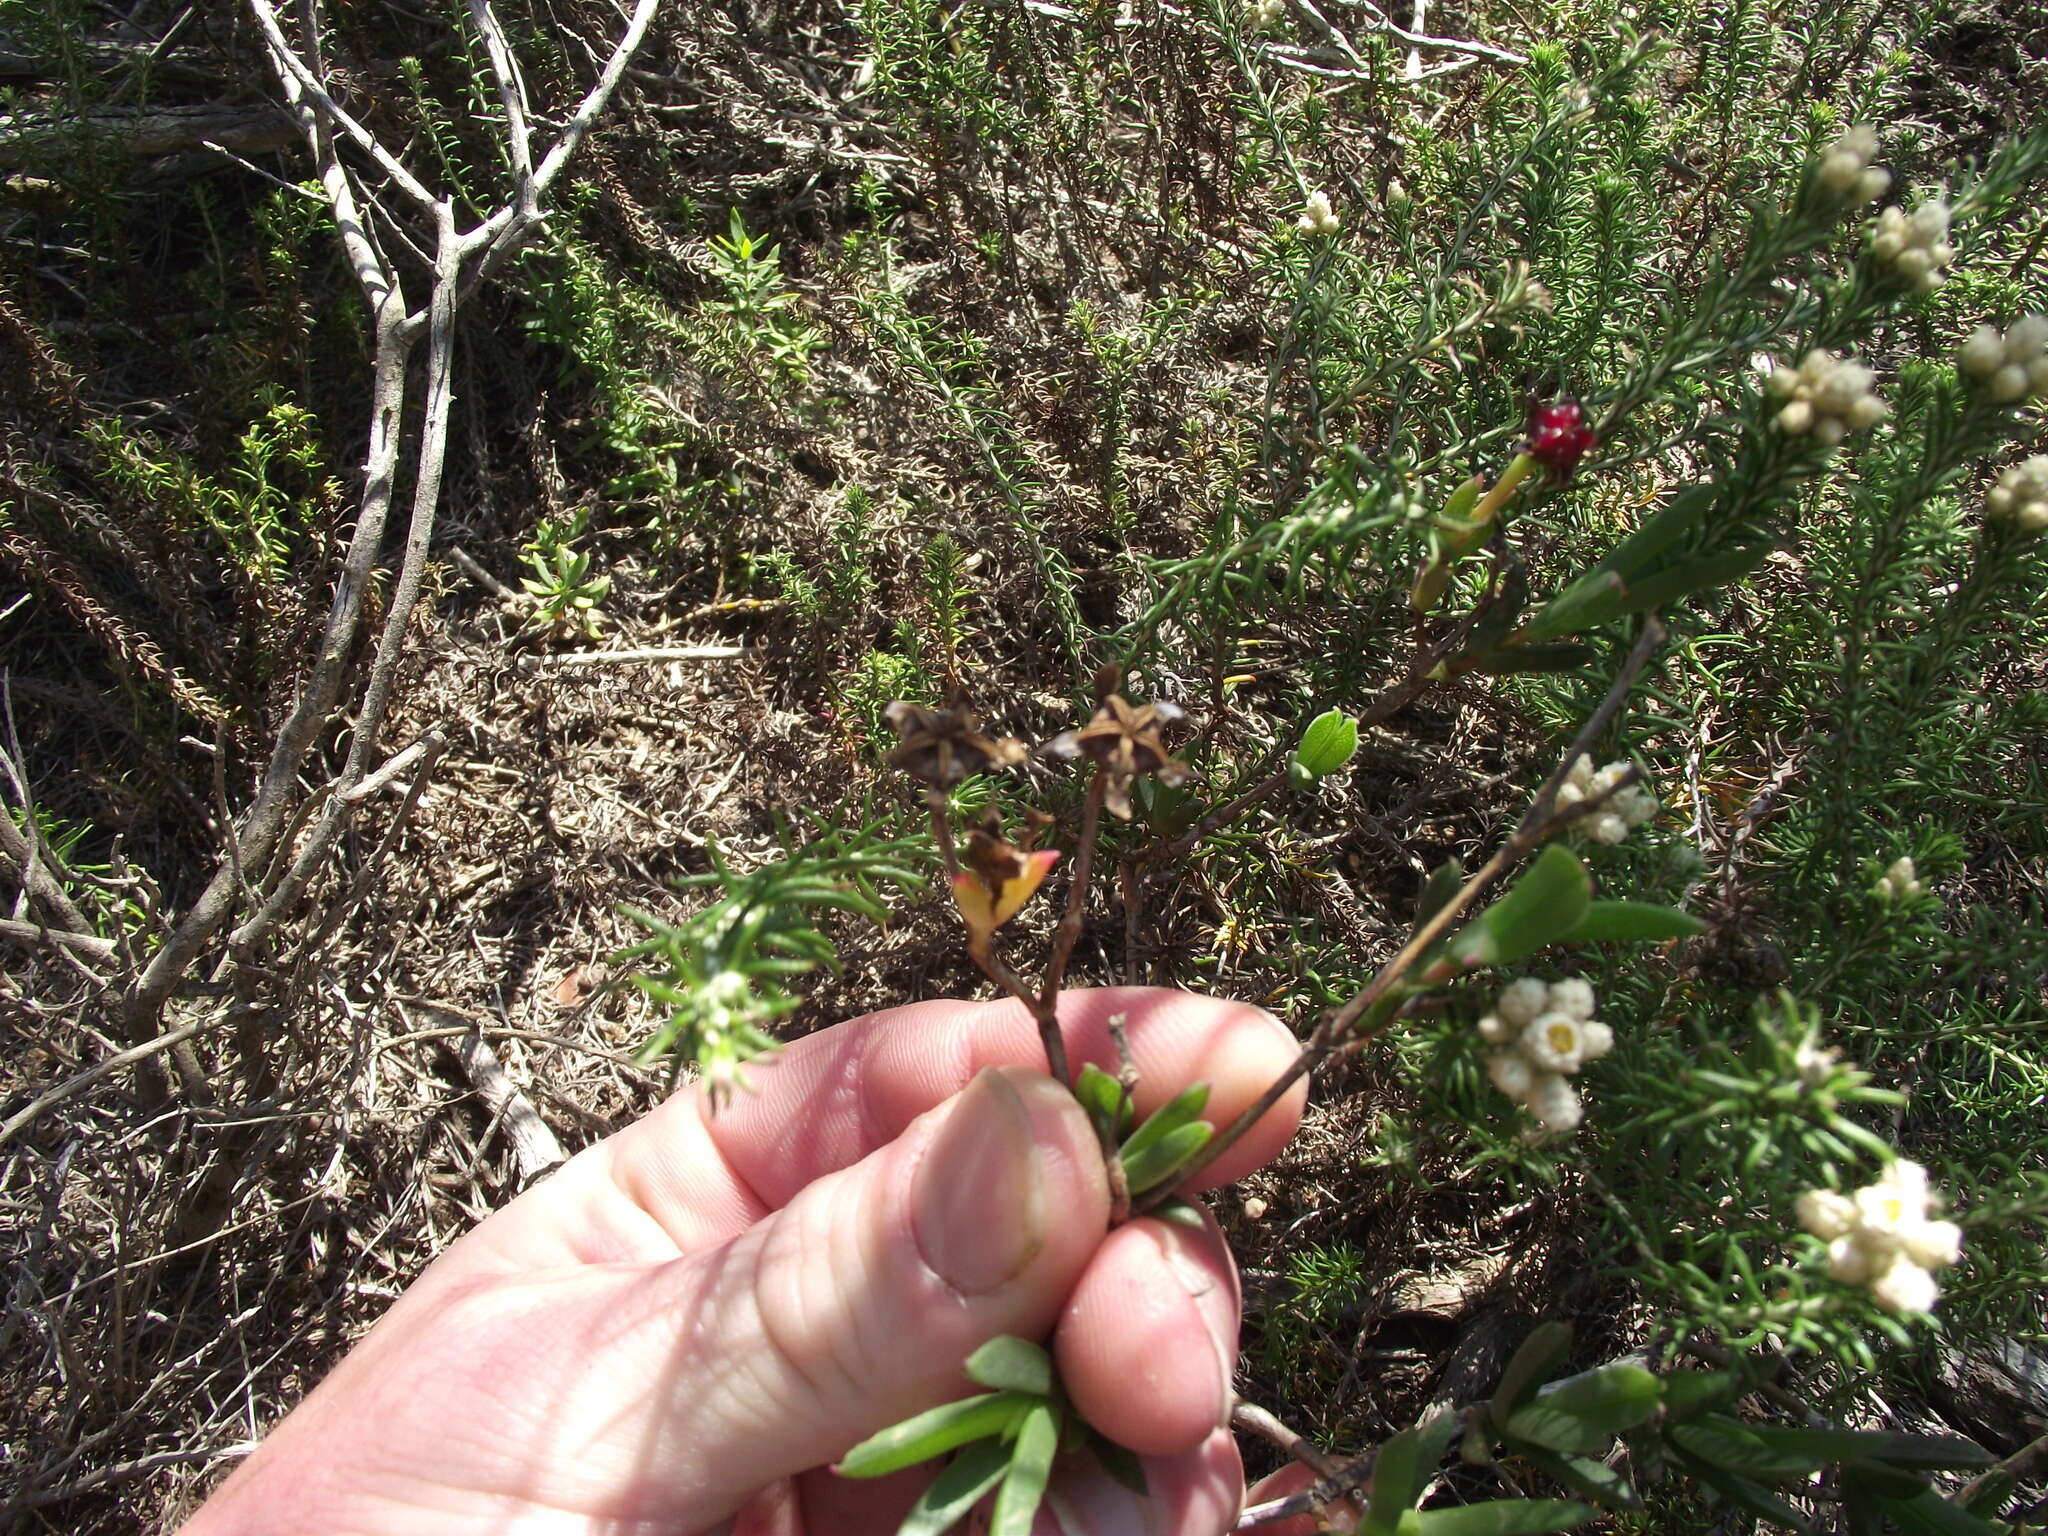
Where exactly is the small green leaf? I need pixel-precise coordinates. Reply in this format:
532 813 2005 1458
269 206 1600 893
1296 709 1362 778
1090 1434 1150 1497
1074 1064 1133 1140
1118 1081 1211 1165
1416 858 1466 928
1488 1322 1573 1431
965 1337 1054 1398
1560 901 1705 944
1445 846 1592 972
1122 1120 1214 1195
837 1392 1032 1478
1412 1499 1595 1536
897 1439 1011 1536
991 1403 1059 1536
1147 1196 1208 1228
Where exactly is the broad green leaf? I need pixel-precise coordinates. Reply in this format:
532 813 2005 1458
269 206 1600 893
1412 1499 1594 1536
1537 1365 1664 1438
1445 846 1592 972
1521 489 1712 642
1122 1120 1214 1195
1488 1322 1573 1431
965 1337 1054 1398
1529 543 1773 640
1367 1413 1461 1533
1669 1418 1816 1481
1521 1448 1642 1511
991 1403 1060 1536
1296 709 1362 777
1671 1450 1806 1527
1744 1426 1992 1472
898 1440 1011 1536
1561 901 1705 944
1841 1460 1935 1500
837 1392 1031 1478
1503 1404 1609 1457
1882 1489 2010 1536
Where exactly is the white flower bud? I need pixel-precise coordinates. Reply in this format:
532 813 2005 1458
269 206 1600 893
2007 314 2048 356
1548 978 1597 1021
1496 977 1551 1028
1988 364 2030 403
1798 1188 1857 1240
1870 200 1954 291
1523 1072 1582 1132
1958 325 2006 377
1900 1219 1963 1271
1986 456 2048 535
1869 1258 1940 1315
1767 349 1886 448
1296 190 1340 237
1854 167 1892 204
1827 1234 1877 1284
1488 1050 1537 1101
1477 1012 1515 1045
1578 1020 1614 1061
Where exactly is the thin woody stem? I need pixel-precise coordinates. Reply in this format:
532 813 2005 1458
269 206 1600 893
1140 618 1666 1211
1235 1445 1377 1530
1148 584 1501 865
1040 770 1108 1017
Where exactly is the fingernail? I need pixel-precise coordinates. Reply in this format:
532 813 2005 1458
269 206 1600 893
912 1067 1047 1294
1163 1233 1237 1430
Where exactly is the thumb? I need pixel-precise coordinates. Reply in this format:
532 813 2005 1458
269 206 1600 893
649 1066 1109 1528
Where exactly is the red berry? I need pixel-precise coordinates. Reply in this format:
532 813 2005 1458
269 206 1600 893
1524 398 1598 477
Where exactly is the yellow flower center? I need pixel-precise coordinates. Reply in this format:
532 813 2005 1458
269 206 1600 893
1881 1196 1905 1224
1547 1022 1577 1055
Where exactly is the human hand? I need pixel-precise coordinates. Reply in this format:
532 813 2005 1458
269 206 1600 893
183 986 1308 1535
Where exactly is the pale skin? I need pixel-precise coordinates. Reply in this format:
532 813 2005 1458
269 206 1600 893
183 987 1321 1535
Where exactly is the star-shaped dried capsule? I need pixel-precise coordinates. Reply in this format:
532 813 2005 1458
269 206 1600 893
883 701 1027 788
1051 691 1190 819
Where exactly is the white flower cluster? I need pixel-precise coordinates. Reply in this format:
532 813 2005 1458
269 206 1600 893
1479 977 1613 1134
1986 455 2048 535
1797 1161 1962 1315
1815 125 1892 206
1767 349 1888 447
1872 855 1923 902
1957 315 2048 404
1296 189 1340 238
1870 201 1954 292
1243 0 1285 29
1556 755 1658 845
